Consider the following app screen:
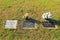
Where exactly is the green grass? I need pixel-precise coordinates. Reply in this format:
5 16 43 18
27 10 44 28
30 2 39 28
0 0 60 40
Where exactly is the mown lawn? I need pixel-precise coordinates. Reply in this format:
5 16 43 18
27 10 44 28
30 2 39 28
0 0 60 40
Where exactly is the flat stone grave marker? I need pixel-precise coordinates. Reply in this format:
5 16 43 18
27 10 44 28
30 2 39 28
42 20 57 29
5 20 17 29
22 20 36 29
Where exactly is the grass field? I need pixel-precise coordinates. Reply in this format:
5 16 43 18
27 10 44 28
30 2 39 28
0 0 60 40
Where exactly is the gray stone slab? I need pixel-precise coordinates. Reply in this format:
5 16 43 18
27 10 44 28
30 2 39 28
5 20 17 29
22 20 36 29
42 20 55 28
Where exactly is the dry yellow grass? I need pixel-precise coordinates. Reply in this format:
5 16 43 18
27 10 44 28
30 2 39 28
0 0 60 40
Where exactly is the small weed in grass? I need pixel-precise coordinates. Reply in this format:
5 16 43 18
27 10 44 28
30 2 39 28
14 32 23 38
27 9 33 13
54 30 60 38
7 6 12 8
1 5 12 12
18 8 24 13
24 34 30 39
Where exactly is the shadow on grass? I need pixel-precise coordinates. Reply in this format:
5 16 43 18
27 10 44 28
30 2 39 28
42 19 60 26
47 19 60 26
53 20 60 26
25 18 41 24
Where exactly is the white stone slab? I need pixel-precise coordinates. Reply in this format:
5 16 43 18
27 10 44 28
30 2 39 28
5 20 17 29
